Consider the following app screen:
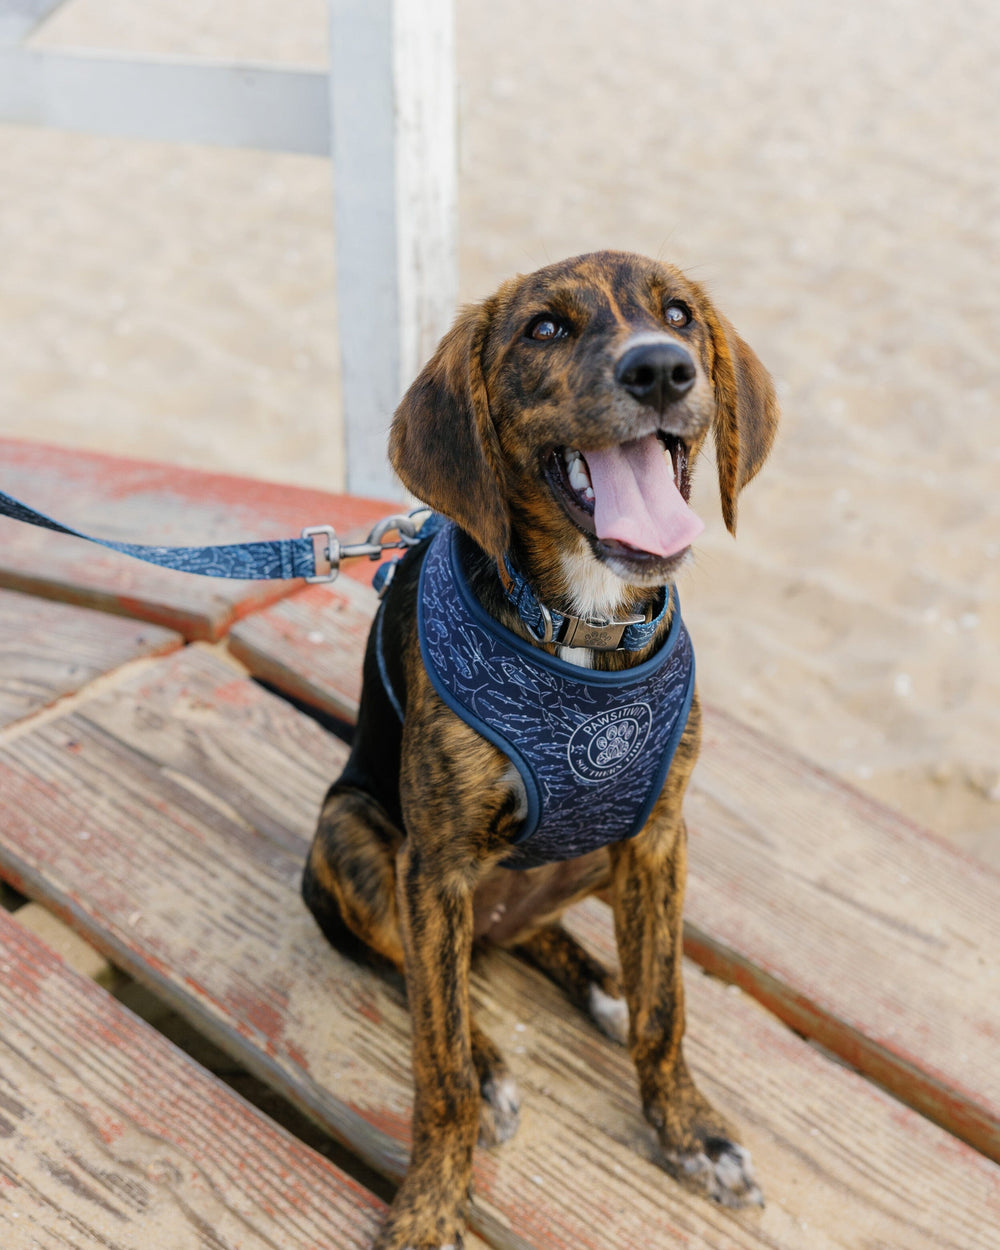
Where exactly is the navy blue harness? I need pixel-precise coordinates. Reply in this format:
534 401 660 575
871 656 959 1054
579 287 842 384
413 523 695 869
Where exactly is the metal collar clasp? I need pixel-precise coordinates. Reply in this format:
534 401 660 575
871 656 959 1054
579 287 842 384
556 610 647 651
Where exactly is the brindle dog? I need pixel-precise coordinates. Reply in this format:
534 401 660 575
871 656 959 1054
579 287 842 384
303 251 778 1249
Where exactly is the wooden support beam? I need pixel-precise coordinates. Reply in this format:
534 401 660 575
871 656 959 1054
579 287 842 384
0 47 330 152
328 0 458 497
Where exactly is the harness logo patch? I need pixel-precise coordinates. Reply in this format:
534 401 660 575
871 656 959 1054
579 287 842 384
567 703 653 782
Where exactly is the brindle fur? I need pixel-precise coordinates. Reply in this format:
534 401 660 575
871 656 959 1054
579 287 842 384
302 251 778 1249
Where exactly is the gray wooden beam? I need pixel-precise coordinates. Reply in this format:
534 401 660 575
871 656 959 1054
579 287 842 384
0 48 330 153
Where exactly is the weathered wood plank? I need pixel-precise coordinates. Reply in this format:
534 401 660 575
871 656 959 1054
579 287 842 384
0 438 399 640
10 900 114 984
0 586 181 730
227 577 1000 1160
0 908 389 1249
228 578 376 724
0 646 997 1249
683 707 1000 1161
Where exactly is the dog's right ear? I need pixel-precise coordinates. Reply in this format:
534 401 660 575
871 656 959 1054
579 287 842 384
389 299 510 564
708 311 779 536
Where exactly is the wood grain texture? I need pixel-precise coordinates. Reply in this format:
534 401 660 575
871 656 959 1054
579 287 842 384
0 438 400 640
225 574 369 722
0 907 388 1250
0 647 997 1250
225 576 1000 1160
0 586 180 730
684 706 1000 1161
228 579 377 726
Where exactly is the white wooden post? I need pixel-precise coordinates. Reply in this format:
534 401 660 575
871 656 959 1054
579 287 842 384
0 0 458 500
328 0 457 498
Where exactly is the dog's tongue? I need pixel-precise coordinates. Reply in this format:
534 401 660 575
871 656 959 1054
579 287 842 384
586 433 704 557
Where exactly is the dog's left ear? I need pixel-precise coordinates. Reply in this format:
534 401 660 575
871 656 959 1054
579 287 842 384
389 299 510 564
708 312 779 534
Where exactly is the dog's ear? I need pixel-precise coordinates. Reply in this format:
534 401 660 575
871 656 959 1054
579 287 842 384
389 299 510 563
708 311 779 534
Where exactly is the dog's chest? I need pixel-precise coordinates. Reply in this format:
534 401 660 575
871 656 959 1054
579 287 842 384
417 525 695 869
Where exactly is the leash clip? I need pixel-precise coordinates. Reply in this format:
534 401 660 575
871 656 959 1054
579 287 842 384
364 512 425 556
338 512 430 563
302 525 342 583
303 509 434 584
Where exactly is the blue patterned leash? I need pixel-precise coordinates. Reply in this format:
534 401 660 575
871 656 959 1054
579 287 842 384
0 487 433 584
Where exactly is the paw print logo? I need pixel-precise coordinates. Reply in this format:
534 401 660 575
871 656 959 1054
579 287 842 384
594 721 636 766
568 703 653 782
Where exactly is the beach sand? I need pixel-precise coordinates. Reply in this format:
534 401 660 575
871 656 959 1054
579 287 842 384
1 1 997 863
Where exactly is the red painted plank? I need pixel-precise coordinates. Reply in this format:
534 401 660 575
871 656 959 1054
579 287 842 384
0 585 181 730
0 437 402 640
225 580 1000 1163
228 578 376 724
0 908 388 1249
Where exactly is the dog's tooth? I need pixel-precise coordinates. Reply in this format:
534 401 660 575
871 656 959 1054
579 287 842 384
582 485 595 503
569 460 592 493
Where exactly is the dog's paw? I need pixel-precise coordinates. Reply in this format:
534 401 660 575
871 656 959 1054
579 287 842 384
587 982 629 1045
377 1236 462 1250
373 1210 465 1250
664 1137 764 1210
394 1243 460 1250
478 1072 521 1147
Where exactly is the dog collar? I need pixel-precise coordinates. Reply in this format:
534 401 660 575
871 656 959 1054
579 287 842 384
500 553 669 652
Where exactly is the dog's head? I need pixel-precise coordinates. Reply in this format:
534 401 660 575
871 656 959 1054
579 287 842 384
390 251 777 599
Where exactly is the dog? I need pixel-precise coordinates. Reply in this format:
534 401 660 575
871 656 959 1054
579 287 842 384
302 250 778 1249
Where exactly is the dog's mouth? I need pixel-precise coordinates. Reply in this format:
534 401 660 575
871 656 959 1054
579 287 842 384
545 432 704 565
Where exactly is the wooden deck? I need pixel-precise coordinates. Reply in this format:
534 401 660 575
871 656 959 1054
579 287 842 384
1 443 998 1248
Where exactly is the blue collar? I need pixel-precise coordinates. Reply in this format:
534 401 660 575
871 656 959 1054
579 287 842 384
500 552 669 652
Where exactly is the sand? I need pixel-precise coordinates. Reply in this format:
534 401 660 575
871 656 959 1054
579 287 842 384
1 1 997 864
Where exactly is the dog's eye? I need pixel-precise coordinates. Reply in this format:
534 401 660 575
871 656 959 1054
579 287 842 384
665 302 692 329
525 315 569 342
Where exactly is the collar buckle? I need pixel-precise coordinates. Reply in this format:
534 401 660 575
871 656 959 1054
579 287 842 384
556 611 646 651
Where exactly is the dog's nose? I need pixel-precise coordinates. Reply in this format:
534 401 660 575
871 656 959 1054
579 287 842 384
615 341 696 408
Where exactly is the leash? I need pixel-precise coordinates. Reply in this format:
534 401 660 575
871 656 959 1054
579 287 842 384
0 485 663 652
0 487 433 584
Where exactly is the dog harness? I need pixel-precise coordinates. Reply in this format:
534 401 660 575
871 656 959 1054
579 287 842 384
415 523 695 869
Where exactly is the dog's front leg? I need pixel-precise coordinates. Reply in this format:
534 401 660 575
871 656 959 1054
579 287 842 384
373 840 482 1250
609 754 763 1209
